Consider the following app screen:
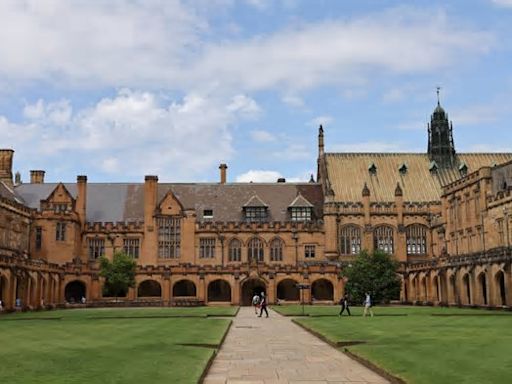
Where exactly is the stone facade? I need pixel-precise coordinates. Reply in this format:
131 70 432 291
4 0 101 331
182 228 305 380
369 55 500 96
1 101 512 311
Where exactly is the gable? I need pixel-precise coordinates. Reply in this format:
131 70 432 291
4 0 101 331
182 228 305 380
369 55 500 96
158 189 184 215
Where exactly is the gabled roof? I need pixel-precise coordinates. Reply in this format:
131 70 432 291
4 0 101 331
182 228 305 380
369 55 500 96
325 153 512 202
0 181 25 205
288 193 314 208
243 194 268 208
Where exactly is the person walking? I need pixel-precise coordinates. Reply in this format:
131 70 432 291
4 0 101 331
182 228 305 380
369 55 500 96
252 293 260 314
338 294 351 316
258 292 269 318
363 292 374 317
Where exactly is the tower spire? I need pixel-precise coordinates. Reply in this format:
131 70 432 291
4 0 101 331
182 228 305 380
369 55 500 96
427 87 455 167
436 86 441 106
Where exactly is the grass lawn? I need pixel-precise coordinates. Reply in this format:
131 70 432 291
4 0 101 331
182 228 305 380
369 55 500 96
0 307 235 384
274 305 512 384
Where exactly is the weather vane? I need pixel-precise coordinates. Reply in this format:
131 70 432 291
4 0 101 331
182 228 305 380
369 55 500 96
436 86 441 104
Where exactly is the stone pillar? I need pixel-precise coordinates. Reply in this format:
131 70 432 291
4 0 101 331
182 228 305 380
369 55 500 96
0 149 14 188
142 175 158 265
163 273 171 305
76 176 87 227
232 277 240 305
268 276 275 305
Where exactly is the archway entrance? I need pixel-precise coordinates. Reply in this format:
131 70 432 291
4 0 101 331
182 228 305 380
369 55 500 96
496 271 507 306
0 275 6 305
173 280 197 297
65 281 86 303
137 280 162 297
478 273 488 305
463 274 471 305
207 280 231 302
276 279 299 302
311 279 333 301
241 278 266 306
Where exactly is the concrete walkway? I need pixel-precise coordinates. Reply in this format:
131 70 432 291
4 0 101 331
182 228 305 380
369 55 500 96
203 307 389 384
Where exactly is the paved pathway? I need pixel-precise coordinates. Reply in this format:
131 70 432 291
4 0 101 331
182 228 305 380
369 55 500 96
203 307 389 384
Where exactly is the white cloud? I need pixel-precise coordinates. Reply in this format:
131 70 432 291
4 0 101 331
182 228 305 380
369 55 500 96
491 0 512 7
1 90 261 180
0 4 495 92
250 130 276 142
236 170 282 182
310 116 333 127
227 94 261 117
281 94 305 108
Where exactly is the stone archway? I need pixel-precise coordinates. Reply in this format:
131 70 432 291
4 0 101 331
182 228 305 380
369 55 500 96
276 279 299 302
137 280 162 297
478 273 488 305
173 280 197 297
241 278 266 306
65 280 86 303
0 274 7 306
495 271 507 306
463 274 471 305
311 279 334 301
207 280 231 302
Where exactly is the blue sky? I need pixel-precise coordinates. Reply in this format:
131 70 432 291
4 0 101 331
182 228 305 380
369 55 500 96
1 0 512 183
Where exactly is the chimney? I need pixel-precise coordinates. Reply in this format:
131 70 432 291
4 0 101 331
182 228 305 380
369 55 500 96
277 178 286 183
219 164 228 184
144 175 159 226
0 149 14 188
30 170 45 184
76 175 87 225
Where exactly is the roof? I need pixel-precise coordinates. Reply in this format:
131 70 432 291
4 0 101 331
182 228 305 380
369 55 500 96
14 182 323 223
0 181 25 205
288 194 314 208
325 153 512 202
243 194 268 208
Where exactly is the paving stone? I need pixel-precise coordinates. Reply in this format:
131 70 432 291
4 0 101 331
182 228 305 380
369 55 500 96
204 307 389 384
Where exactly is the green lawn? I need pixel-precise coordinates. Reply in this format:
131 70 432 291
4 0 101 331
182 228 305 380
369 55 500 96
0 307 235 384
274 305 512 384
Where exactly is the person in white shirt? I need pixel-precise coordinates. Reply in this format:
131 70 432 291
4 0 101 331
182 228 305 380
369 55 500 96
363 292 374 317
252 293 260 314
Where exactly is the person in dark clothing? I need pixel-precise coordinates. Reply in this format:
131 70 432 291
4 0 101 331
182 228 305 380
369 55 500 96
258 292 269 318
338 294 351 316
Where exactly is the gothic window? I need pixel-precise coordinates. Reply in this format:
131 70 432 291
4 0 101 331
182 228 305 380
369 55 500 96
339 225 361 255
157 216 181 259
228 238 241 262
497 219 504 246
199 237 216 258
270 238 283 261
406 224 427 255
35 226 42 250
56 222 66 241
88 238 105 259
244 207 268 222
374 225 394 254
290 207 312 222
248 237 264 262
123 238 140 258
305 244 316 258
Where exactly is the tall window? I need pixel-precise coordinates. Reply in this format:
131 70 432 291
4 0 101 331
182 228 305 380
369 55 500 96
88 238 105 259
199 238 216 258
339 225 361 255
123 238 140 258
290 207 312 222
270 238 283 261
35 226 42 250
374 225 394 254
158 216 180 259
474 194 481 220
406 224 427 255
244 207 267 222
497 219 505 246
54 203 68 213
248 238 264 262
305 244 316 258
228 238 241 262
56 222 66 241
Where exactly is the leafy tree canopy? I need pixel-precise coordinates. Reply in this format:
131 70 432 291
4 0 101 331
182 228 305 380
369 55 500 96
341 250 401 304
99 252 136 298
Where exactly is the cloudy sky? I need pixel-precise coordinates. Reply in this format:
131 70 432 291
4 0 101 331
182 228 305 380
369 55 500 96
1 0 512 183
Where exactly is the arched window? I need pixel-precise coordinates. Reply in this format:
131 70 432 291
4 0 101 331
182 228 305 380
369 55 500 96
374 225 394 254
270 238 283 261
228 238 242 262
406 224 427 255
339 225 361 255
248 238 264 262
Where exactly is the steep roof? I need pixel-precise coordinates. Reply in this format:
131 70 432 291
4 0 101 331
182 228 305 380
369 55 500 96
0 181 25 205
325 153 512 202
14 182 323 223
288 193 314 208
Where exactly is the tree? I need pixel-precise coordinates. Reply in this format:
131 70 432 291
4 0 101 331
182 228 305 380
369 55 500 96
341 250 401 304
99 252 136 299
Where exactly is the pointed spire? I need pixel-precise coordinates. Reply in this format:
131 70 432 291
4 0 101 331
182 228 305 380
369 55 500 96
309 174 315 183
436 86 441 106
395 182 403 197
362 182 370 197
428 87 455 166
318 124 324 157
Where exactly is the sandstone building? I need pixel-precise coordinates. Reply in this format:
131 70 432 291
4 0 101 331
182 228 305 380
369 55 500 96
1 98 511 310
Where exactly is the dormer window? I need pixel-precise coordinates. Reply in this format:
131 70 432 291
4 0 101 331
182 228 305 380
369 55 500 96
459 162 468 177
398 163 408 175
288 193 314 222
243 195 268 223
368 162 377 175
203 209 213 220
429 160 438 174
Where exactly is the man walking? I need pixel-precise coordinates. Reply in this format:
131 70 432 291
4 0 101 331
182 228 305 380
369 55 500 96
363 292 374 317
258 292 269 318
338 294 351 316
